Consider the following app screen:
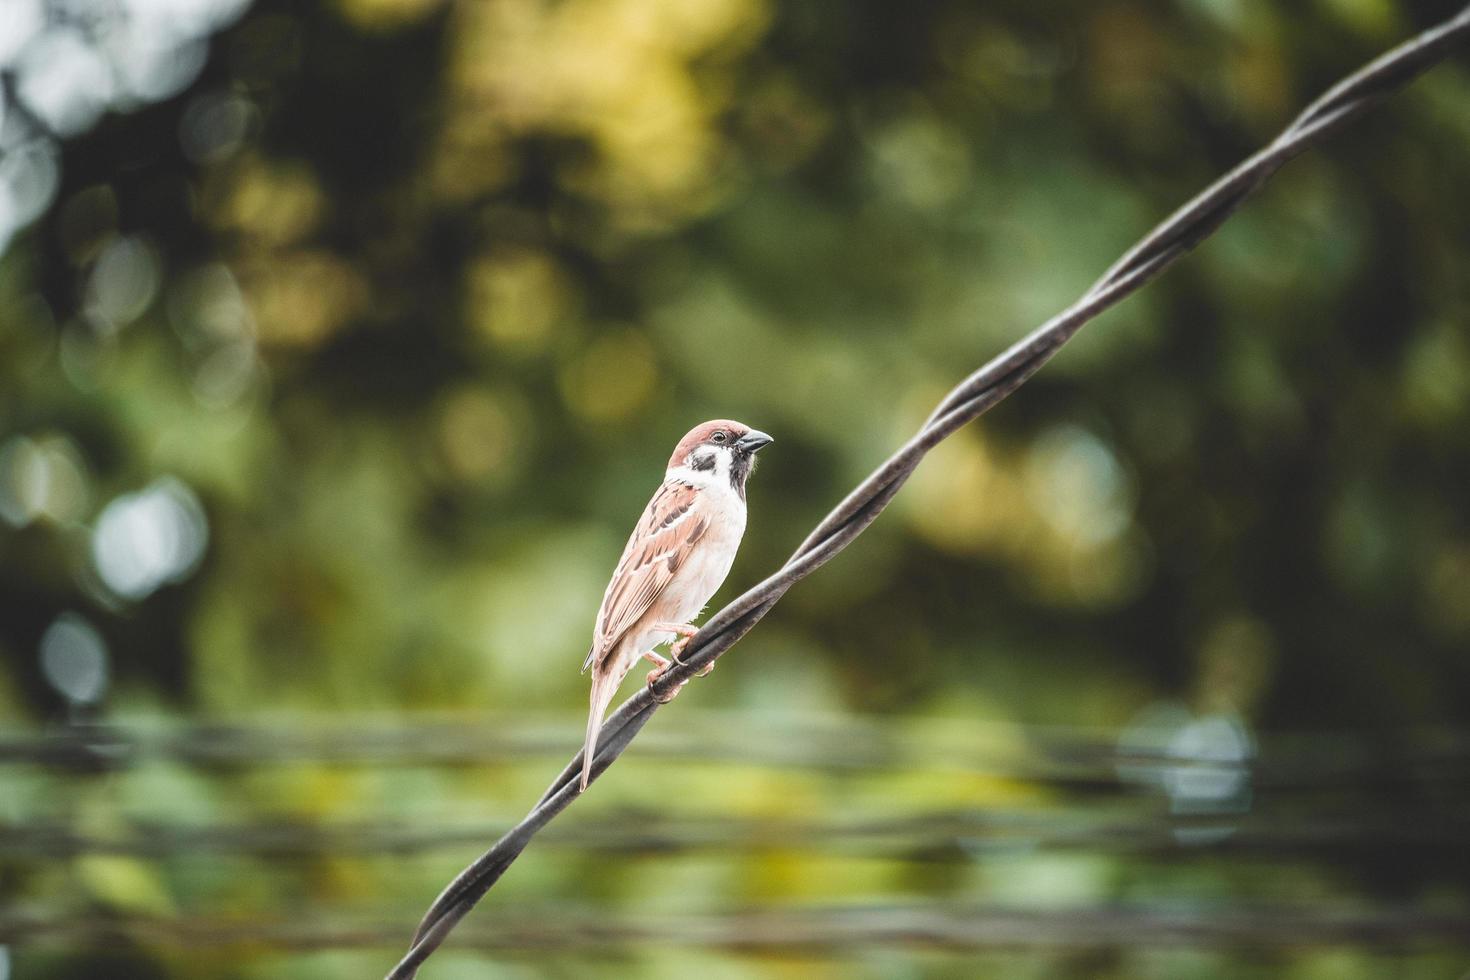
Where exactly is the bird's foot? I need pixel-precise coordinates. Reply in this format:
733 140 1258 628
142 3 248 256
653 622 700 665
646 665 687 704
653 622 700 638
645 623 713 700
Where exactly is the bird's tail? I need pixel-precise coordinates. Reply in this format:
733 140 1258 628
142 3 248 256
581 668 621 790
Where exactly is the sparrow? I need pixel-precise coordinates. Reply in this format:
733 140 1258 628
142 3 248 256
580 419 773 790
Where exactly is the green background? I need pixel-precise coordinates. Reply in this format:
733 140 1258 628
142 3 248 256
1 0 1468 977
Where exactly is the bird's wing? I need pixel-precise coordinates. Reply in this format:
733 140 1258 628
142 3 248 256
584 478 710 672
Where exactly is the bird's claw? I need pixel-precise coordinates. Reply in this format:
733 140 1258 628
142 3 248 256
646 625 715 701
646 666 686 704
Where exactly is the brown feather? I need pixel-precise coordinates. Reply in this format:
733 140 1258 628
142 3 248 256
585 480 708 674
580 418 765 790
665 419 751 470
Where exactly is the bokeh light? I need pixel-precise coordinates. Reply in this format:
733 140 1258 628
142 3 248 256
178 91 257 165
0 434 91 528
1025 424 1130 537
1117 701 1255 844
83 236 162 333
14 29 114 138
0 139 59 255
39 612 110 706
0 0 249 248
91 478 209 601
0 1 1466 976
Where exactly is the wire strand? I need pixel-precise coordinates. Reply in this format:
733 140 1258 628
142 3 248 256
387 10 1470 977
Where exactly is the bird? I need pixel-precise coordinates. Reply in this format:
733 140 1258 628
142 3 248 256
579 419 773 790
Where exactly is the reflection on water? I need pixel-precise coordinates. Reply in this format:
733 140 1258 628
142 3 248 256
1 714 1466 975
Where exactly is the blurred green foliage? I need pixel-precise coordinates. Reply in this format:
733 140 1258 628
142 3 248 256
1 0 1469 976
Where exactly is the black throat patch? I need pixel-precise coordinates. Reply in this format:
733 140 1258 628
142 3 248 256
728 450 754 500
689 446 754 500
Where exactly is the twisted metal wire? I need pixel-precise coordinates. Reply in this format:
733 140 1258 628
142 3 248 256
389 10 1470 977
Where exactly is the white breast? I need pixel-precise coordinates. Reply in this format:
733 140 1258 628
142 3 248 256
640 464 747 650
665 491 745 623
603 451 750 685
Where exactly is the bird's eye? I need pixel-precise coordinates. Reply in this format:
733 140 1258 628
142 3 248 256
711 431 728 443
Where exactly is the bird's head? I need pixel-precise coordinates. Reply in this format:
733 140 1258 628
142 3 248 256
668 419 773 493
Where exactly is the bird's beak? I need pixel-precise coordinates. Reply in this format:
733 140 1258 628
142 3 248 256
735 430 774 453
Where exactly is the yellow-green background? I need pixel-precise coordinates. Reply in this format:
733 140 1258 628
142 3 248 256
1 0 1468 977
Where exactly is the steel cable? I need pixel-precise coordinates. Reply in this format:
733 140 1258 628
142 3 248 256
388 10 1470 977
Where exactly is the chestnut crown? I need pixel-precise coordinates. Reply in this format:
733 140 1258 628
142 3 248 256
667 419 773 470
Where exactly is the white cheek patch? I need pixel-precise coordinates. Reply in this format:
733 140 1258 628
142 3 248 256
668 447 736 490
665 465 717 488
